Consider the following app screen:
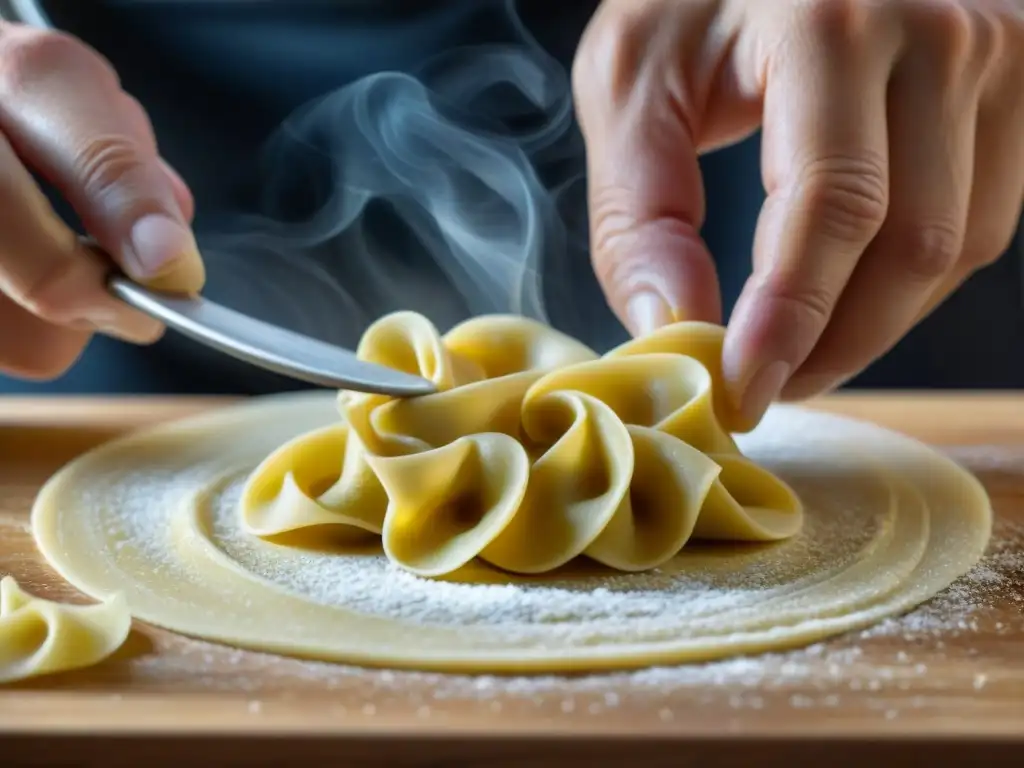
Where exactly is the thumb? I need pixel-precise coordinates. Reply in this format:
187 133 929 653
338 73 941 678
77 138 207 295
0 27 205 294
577 81 721 337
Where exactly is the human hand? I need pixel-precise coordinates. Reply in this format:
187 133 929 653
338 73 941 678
574 0 1024 428
0 23 204 379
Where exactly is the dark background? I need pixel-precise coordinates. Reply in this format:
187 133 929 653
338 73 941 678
2 0 1021 395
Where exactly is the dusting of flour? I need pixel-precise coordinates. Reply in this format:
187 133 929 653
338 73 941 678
125 514 1023 715
67 410 1019 715
204 472 881 636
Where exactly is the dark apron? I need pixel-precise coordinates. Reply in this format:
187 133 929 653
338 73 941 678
4 0 1022 394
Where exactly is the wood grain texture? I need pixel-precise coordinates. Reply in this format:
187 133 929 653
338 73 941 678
0 393 1022 766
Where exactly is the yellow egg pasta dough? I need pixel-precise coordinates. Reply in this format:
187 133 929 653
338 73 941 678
31 315 991 673
240 314 803 577
0 576 130 684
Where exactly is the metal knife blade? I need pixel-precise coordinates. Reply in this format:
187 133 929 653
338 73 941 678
107 273 437 397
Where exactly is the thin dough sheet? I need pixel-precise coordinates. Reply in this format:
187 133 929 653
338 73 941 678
31 392 991 673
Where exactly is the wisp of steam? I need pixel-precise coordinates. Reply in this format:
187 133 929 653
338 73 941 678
202 0 620 353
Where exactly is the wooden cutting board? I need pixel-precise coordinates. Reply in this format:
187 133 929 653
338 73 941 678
1 394 1023 766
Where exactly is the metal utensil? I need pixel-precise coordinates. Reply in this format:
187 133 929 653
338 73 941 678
107 273 436 397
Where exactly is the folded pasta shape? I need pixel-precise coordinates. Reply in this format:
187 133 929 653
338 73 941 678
0 576 131 684
240 312 804 578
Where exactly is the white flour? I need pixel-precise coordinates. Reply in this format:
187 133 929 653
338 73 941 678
68 420 1022 715
124 513 1021 718
205 471 880 637
119 491 1023 714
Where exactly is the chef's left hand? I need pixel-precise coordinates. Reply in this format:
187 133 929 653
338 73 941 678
574 0 1024 428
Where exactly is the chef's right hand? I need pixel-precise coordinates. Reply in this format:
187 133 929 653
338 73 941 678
0 23 205 380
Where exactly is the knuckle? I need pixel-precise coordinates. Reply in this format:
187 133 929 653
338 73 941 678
758 277 836 335
0 28 87 96
906 1 1007 81
799 156 889 243
792 0 873 46
891 220 963 280
968 10 1006 76
573 1 649 115
588 188 696 294
73 135 147 202
588 184 641 274
589 199 700 309
1000 10 1024 52
915 0 975 60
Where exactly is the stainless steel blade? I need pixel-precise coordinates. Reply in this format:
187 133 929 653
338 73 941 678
107 273 436 397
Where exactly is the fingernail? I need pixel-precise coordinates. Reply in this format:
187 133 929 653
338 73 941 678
624 291 674 337
740 360 791 426
126 213 198 278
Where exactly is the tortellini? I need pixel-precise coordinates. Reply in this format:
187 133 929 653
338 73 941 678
240 313 803 578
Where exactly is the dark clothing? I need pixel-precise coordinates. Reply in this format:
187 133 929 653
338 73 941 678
4 0 1023 394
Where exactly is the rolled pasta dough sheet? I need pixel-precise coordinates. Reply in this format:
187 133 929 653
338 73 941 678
30 315 991 674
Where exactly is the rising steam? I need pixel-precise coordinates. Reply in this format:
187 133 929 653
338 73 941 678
202 0 616 353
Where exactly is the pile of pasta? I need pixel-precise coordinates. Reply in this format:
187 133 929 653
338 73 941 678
240 313 804 578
